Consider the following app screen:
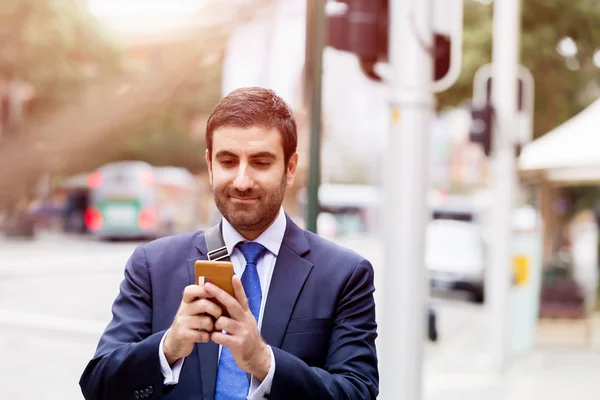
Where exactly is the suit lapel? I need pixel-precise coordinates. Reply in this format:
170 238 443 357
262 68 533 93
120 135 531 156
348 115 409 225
190 233 219 400
261 216 313 348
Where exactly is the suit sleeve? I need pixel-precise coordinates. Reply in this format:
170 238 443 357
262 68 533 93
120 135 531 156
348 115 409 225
79 244 174 400
269 259 379 399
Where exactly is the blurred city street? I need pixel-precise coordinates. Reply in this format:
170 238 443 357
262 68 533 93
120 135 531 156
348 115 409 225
2 0 600 399
1 233 599 400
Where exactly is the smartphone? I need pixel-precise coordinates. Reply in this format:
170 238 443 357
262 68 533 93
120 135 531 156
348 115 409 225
194 260 235 318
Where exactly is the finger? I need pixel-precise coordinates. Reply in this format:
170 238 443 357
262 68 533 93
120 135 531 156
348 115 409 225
204 282 244 320
211 331 237 348
188 298 223 320
214 316 238 334
182 327 210 343
186 329 211 343
187 315 215 332
183 285 210 303
231 276 249 312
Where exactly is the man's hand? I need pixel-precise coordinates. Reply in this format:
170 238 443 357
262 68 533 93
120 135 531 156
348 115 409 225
163 284 223 365
205 277 271 381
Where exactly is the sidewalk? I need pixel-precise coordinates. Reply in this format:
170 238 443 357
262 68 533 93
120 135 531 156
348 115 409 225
424 313 600 400
425 348 600 400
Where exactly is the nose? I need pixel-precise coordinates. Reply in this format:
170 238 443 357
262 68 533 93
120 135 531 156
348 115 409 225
232 163 253 192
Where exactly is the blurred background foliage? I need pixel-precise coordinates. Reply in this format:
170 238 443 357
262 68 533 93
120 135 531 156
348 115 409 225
0 0 124 112
0 0 257 206
2 0 600 202
439 0 600 139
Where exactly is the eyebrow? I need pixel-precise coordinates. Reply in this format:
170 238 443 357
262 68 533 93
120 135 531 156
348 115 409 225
214 150 277 160
215 150 238 159
249 152 277 159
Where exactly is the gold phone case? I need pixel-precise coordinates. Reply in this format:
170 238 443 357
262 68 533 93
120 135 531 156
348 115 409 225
194 260 234 317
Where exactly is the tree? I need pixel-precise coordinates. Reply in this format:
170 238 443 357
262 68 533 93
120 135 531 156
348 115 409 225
0 0 277 207
115 53 225 174
0 0 123 113
438 0 600 139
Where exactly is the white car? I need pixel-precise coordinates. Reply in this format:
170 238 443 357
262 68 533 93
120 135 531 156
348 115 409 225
425 219 486 303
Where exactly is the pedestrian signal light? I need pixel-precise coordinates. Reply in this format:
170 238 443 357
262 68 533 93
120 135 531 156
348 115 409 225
469 103 494 157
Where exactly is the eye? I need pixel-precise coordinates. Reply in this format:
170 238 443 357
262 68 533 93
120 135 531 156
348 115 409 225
254 160 272 168
220 158 236 167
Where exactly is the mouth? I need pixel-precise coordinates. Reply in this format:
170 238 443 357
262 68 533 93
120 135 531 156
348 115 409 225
229 196 259 204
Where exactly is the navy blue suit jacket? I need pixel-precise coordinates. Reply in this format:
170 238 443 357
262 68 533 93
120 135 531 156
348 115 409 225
80 216 378 399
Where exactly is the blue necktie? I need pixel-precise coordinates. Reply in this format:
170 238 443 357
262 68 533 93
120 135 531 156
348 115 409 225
214 242 266 400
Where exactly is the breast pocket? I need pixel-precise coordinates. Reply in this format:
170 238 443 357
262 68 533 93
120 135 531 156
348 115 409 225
282 318 333 367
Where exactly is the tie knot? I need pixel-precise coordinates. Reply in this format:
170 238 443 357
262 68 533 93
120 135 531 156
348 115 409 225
238 242 266 265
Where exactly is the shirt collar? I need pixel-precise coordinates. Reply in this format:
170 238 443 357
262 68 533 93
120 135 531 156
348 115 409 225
221 207 287 256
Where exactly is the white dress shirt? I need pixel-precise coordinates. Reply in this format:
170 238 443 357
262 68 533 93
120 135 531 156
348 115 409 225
159 208 287 399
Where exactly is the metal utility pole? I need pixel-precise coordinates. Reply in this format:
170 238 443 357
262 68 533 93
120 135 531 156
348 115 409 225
487 0 522 374
379 0 434 399
304 0 326 233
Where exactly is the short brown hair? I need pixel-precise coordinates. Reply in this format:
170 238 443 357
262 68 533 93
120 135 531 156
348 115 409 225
205 87 298 164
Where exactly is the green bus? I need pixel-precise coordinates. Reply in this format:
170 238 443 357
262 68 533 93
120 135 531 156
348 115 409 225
85 161 200 240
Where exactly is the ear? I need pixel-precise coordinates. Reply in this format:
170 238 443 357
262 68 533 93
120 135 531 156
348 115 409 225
205 149 213 186
286 153 299 187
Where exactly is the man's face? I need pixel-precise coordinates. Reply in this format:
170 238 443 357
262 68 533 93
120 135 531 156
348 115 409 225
206 125 298 236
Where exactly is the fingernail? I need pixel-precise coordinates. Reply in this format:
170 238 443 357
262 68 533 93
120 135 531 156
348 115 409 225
205 282 214 290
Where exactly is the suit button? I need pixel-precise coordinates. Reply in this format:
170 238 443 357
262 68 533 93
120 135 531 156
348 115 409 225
134 390 139 399
148 386 153 395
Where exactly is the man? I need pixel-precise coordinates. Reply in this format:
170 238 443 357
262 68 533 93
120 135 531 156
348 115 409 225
79 87 378 400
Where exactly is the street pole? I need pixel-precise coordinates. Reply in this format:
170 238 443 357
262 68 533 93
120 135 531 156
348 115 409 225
379 0 434 399
304 0 325 234
487 0 521 374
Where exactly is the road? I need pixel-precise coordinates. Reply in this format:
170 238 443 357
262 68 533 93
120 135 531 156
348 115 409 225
0 233 485 400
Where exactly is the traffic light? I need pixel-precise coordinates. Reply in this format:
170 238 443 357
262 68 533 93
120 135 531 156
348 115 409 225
469 102 494 157
434 34 451 82
327 0 388 81
326 0 463 91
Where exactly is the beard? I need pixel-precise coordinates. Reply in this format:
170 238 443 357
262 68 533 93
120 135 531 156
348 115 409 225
213 174 287 234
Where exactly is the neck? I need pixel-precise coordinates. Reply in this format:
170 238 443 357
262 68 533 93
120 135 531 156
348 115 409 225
238 230 263 241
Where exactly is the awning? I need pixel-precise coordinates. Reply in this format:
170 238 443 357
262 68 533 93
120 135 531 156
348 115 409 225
519 98 600 184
